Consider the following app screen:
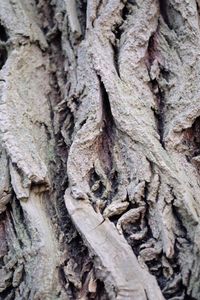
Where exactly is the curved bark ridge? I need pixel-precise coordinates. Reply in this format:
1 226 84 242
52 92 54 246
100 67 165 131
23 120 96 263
0 0 200 299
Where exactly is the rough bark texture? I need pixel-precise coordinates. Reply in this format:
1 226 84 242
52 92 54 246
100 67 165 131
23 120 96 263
0 0 200 299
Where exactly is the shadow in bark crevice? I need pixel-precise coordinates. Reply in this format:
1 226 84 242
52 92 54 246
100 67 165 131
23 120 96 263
0 24 8 42
159 0 185 34
147 32 166 148
159 0 171 29
111 2 134 77
0 286 14 300
89 168 106 199
180 116 200 171
86 76 120 214
151 80 165 148
111 42 120 77
0 47 8 70
97 76 116 179
76 0 87 38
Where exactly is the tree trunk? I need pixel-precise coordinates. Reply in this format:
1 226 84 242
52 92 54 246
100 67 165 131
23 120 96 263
0 0 200 299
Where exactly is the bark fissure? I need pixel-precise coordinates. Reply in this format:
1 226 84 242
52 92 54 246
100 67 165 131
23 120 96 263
0 24 8 42
152 80 165 148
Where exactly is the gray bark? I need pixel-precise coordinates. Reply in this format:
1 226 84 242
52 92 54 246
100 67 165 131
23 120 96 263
0 0 199 299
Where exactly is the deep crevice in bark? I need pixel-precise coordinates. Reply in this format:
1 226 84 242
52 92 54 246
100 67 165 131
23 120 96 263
154 83 165 148
159 0 171 29
76 0 87 37
196 1 200 28
159 0 185 34
95 0 104 25
181 117 200 162
87 77 119 215
110 1 134 77
147 33 166 148
0 46 7 70
99 77 115 167
121 2 132 22
0 24 8 42
99 78 115 135
111 42 120 77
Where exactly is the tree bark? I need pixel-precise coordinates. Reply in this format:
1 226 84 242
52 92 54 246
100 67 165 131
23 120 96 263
0 0 200 299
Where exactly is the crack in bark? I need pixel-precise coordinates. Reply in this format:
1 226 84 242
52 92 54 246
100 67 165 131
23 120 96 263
111 41 120 77
159 0 171 29
159 0 185 34
147 30 166 148
110 2 133 77
0 24 9 70
99 76 115 137
153 81 165 148
0 24 8 42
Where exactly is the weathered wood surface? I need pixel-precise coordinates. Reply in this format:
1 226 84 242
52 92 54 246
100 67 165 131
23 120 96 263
65 189 164 300
0 0 200 299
